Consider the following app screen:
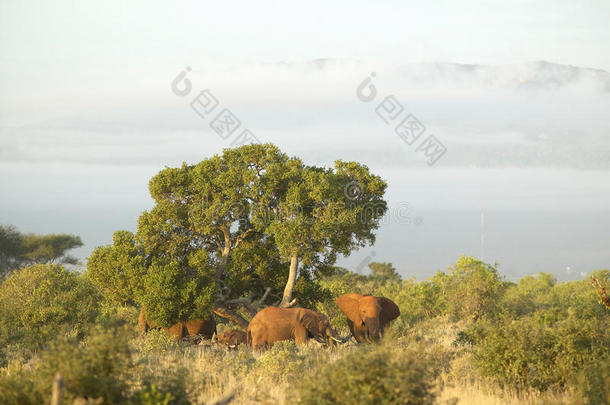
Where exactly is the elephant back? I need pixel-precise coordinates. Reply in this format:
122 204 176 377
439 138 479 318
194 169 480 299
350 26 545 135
184 318 217 339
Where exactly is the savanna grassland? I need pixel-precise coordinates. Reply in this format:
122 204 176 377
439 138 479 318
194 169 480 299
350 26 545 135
1 258 608 405
1 145 608 404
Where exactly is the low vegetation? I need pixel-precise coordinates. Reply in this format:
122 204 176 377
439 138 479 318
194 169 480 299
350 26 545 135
0 258 607 404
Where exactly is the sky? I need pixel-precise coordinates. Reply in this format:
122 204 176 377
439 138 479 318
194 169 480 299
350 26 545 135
1 1 609 280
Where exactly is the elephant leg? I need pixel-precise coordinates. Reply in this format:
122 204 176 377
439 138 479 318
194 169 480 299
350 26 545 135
165 323 185 341
346 319 365 342
251 334 266 351
294 326 308 345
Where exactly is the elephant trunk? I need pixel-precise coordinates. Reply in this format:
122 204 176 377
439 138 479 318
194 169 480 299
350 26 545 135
326 327 342 346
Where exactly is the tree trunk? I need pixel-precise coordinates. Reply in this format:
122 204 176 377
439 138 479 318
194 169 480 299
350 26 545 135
216 226 231 279
213 306 250 329
280 254 299 308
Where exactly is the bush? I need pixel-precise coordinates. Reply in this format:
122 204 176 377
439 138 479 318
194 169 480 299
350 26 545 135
574 359 610 405
296 345 439 404
438 256 505 321
0 264 100 350
500 273 556 317
0 326 133 405
255 341 308 379
0 361 39 405
133 328 179 355
129 385 175 405
38 327 133 404
472 313 609 392
135 366 192 405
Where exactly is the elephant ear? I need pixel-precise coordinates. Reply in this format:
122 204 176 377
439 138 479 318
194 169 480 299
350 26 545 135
301 311 321 336
336 293 363 323
377 297 400 325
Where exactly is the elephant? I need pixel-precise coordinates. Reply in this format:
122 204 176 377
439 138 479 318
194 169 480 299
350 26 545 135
215 329 247 348
247 307 341 350
336 293 400 343
138 308 217 342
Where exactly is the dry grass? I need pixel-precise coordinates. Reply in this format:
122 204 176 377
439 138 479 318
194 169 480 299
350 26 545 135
437 383 577 405
124 317 582 405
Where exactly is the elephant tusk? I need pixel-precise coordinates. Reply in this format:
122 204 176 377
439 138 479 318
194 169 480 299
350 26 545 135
333 335 351 344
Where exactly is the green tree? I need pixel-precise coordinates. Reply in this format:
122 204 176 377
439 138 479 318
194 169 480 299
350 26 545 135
133 144 290 327
263 160 387 306
368 262 401 282
21 233 82 265
87 144 388 328
87 231 147 306
0 225 23 277
0 225 83 277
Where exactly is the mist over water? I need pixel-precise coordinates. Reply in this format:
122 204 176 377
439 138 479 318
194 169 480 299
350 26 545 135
2 161 608 281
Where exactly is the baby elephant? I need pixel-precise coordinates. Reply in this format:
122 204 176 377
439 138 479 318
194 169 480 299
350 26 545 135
216 329 247 348
247 307 341 350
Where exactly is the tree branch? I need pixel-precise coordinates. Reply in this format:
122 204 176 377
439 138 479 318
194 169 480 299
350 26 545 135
213 306 250 329
224 287 273 316
591 276 609 308
233 228 254 250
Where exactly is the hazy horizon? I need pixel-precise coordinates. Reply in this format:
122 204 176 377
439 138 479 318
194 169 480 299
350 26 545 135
1 1 609 281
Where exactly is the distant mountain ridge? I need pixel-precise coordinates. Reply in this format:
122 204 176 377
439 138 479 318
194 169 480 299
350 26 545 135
302 58 610 91
400 60 610 91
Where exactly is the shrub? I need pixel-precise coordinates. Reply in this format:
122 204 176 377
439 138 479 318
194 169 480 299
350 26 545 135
129 385 175 405
438 256 505 321
133 328 179 355
37 327 134 404
296 345 438 404
0 326 133 405
574 359 610 405
0 361 39 405
472 313 609 392
255 341 307 379
500 273 556 317
0 264 100 350
136 366 191 405
97 304 141 333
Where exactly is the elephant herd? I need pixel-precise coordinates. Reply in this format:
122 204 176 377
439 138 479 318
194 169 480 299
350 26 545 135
138 293 400 350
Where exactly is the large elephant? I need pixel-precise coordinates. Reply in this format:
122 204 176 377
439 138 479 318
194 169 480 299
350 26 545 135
138 308 217 342
216 329 248 348
247 307 341 350
336 293 400 343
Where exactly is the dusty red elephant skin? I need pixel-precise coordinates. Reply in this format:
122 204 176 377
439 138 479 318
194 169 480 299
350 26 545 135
336 293 400 343
247 307 338 350
216 329 247 347
138 308 216 341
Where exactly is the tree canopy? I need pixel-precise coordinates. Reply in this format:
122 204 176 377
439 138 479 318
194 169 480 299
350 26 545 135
87 143 388 327
0 225 83 278
368 262 401 282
